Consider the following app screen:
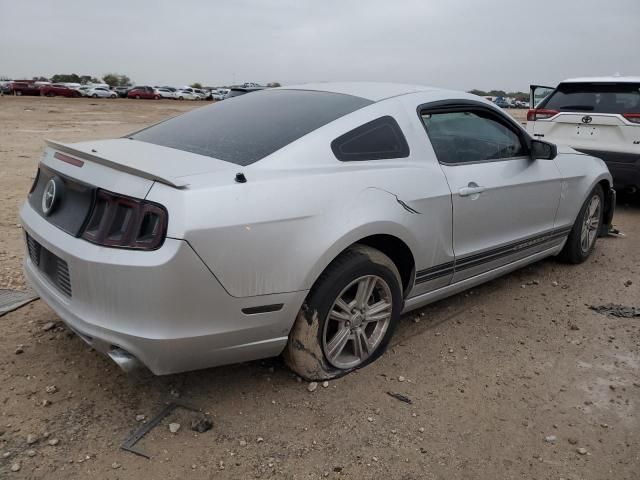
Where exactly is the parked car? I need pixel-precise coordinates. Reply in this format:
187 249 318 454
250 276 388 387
494 97 511 108
156 87 177 99
10 81 42 96
0 81 13 95
212 89 229 101
528 77 640 193
113 86 133 98
21 83 614 379
77 86 92 97
86 86 117 98
40 84 81 98
194 88 213 100
127 86 161 100
175 89 199 100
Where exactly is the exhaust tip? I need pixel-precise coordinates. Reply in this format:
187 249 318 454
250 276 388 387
108 347 144 374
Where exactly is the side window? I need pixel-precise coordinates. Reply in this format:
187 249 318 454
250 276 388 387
421 110 526 164
331 116 410 162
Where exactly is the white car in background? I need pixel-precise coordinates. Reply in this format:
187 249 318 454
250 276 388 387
176 89 200 100
528 77 640 192
156 88 177 99
77 86 92 97
86 86 117 98
213 89 229 100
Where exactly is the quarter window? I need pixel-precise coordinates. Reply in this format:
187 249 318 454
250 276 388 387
331 116 410 162
421 110 526 164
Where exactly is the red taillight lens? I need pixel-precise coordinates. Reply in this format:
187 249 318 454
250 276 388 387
623 113 640 124
527 109 559 121
81 189 168 250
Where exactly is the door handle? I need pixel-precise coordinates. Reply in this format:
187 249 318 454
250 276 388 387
458 184 486 197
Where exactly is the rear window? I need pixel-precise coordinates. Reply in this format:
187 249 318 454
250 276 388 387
542 82 640 114
130 89 373 165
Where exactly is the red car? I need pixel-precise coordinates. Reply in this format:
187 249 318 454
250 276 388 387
40 84 81 98
10 81 42 96
127 86 161 100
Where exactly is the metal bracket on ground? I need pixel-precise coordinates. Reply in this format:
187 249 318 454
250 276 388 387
120 402 200 459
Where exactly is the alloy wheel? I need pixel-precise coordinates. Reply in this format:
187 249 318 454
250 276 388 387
322 275 393 369
580 194 600 253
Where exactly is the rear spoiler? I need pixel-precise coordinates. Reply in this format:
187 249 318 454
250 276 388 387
45 139 188 188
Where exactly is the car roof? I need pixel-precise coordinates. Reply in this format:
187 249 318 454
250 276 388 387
279 82 440 102
561 76 640 84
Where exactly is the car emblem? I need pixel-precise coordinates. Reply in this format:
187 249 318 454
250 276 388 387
581 115 593 124
41 177 61 216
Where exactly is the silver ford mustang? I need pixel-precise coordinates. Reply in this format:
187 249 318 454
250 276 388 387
20 83 615 380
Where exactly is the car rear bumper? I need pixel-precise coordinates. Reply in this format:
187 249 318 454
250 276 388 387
20 201 307 375
575 148 640 190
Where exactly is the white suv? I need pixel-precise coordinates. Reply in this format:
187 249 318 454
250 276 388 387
527 77 640 193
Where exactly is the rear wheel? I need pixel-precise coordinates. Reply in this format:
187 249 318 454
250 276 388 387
154 95 160 100
15 90 22 96
92 94 98 98
560 185 604 264
284 245 402 381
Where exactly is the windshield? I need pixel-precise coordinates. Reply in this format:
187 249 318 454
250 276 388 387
542 82 640 114
130 89 372 166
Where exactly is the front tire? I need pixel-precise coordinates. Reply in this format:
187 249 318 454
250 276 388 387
560 185 604 264
284 245 402 381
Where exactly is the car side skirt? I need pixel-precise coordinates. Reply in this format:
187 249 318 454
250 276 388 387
404 229 570 313
403 243 565 313
414 226 571 285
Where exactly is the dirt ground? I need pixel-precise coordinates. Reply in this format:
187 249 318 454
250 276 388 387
0 97 638 479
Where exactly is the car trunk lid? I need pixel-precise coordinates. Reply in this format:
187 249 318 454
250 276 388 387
31 139 238 236
45 138 237 188
532 113 638 152
529 81 640 153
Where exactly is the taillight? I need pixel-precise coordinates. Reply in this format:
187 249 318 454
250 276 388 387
81 189 167 250
623 113 640 124
527 109 559 121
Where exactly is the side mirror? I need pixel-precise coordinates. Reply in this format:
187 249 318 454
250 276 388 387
530 139 557 160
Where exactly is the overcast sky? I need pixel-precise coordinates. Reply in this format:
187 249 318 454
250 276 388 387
1 0 638 91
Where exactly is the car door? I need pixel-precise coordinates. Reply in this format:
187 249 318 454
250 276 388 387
419 102 563 282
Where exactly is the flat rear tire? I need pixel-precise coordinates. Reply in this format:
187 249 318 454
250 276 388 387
284 245 402 381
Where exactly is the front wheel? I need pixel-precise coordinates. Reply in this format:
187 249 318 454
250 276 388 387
284 245 402 381
559 185 604 264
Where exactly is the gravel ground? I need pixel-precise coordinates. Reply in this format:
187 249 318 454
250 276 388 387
0 96 638 479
